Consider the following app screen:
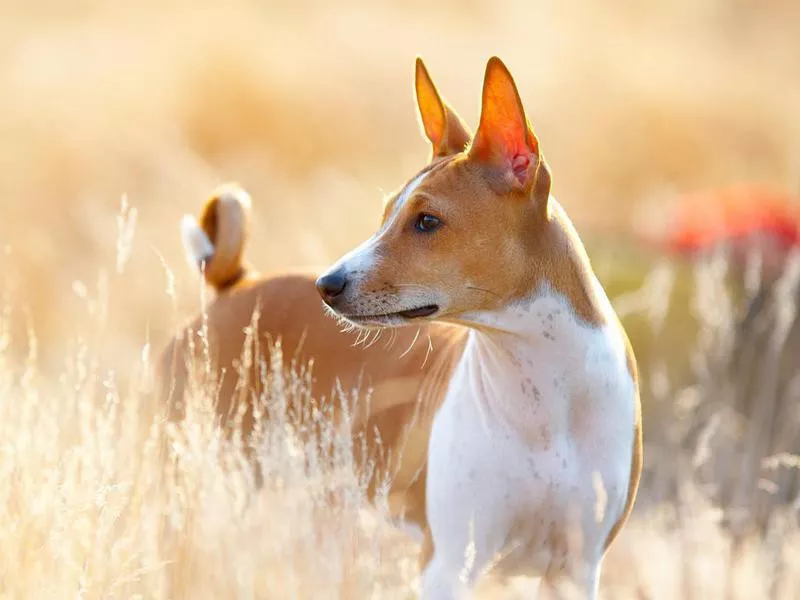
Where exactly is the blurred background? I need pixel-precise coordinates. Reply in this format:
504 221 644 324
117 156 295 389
2 0 800 555
2 0 798 359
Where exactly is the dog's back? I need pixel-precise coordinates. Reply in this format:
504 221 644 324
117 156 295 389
157 184 465 525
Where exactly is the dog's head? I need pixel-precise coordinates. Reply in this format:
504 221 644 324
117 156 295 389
318 58 553 329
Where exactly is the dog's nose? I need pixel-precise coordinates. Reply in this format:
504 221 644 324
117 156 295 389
316 270 347 303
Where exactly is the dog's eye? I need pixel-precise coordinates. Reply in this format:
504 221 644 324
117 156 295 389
415 213 442 233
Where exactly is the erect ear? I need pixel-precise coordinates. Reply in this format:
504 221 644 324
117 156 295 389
415 58 472 160
469 57 541 190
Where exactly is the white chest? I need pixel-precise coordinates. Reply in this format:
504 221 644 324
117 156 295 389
425 288 636 580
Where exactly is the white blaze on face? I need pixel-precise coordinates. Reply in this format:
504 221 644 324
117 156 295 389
382 169 430 232
329 168 431 278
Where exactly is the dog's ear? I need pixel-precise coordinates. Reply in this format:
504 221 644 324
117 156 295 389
469 57 541 191
415 58 472 160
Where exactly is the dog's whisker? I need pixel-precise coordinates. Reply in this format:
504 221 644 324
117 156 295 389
466 285 502 299
400 327 422 359
388 327 399 349
365 328 383 349
422 332 434 369
394 283 428 291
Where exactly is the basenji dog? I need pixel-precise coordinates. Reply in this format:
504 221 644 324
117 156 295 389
157 141 467 529
317 57 642 598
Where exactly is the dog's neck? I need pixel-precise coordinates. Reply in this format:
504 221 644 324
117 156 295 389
462 197 610 340
450 202 620 418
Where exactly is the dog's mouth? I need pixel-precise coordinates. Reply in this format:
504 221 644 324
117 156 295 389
340 304 439 325
396 304 439 319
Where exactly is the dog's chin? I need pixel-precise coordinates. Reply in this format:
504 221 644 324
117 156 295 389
329 304 440 330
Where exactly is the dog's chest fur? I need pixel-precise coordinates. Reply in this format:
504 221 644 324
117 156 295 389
426 284 636 577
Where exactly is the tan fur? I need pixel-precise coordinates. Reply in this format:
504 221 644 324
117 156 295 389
158 266 466 527
195 183 252 290
368 151 603 330
604 324 643 551
370 60 605 331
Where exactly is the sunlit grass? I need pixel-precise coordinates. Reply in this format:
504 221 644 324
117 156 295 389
0 200 797 598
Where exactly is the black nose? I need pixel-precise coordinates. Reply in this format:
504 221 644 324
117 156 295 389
316 270 347 302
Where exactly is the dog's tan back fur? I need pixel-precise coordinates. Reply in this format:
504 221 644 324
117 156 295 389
159 187 466 527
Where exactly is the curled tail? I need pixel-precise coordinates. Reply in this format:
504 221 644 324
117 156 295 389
181 182 252 291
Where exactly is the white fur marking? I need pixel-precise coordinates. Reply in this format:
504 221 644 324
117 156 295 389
334 234 380 275
330 169 431 278
421 286 636 599
180 214 214 271
227 187 252 210
386 169 430 226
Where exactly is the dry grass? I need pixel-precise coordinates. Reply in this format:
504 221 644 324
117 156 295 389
2 214 800 599
0 318 418 598
2 0 800 597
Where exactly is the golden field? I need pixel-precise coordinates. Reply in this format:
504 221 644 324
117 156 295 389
1 0 800 597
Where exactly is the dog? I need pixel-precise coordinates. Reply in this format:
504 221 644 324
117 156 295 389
156 60 476 531
317 57 642 598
